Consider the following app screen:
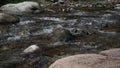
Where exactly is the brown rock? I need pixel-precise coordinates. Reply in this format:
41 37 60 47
100 48 120 57
0 13 19 24
23 57 40 68
49 54 120 68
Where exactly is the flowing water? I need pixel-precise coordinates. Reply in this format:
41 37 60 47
0 8 120 68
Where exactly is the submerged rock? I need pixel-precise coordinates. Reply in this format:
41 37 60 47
49 54 120 68
100 48 120 57
53 29 74 42
0 1 40 14
0 13 19 24
23 57 41 68
21 45 41 55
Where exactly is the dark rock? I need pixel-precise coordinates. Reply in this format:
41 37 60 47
23 57 41 68
0 13 19 25
44 2 74 14
53 29 75 42
1 56 24 68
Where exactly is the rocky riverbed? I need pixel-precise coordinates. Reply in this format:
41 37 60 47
0 1 120 68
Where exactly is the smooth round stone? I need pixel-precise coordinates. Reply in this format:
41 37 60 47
21 45 41 55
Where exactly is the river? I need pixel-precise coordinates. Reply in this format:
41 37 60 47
0 7 120 68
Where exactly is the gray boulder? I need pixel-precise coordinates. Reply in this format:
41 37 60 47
0 1 40 14
0 13 19 24
49 54 120 68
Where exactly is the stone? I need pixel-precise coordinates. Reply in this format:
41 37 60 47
22 45 40 55
100 48 120 57
0 1 40 14
53 29 74 42
49 54 120 68
106 0 120 3
115 4 120 9
0 13 19 24
58 0 65 4
23 57 40 68
1 56 24 68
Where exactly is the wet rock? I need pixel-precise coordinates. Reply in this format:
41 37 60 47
22 56 48 68
0 1 40 14
21 45 41 55
53 29 74 42
58 0 65 4
45 2 74 13
23 57 40 68
45 3 63 13
100 48 120 57
51 0 65 3
49 54 120 68
70 28 78 34
1 56 24 68
1 45 18 51
0 13 19 24
115 4 120 9
77 2 114 9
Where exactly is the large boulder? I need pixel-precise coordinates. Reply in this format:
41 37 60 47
100 48 120 57
0 1 40 14
1 56 24 68
49 54 120 68
0 13 19 24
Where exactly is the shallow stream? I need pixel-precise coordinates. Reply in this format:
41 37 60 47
0 8 120 68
